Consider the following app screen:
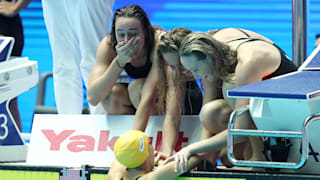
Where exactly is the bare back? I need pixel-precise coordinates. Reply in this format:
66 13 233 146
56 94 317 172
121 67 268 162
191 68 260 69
208 28 282 109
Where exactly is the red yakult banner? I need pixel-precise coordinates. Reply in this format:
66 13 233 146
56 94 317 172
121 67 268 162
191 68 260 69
27 115 202 168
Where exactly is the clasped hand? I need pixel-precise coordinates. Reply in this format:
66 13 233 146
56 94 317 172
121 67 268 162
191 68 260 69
163 146 192 173
0 1 17 17
116 36 140 67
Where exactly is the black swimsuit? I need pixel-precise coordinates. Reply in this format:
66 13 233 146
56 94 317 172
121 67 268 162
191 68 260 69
207 28 297 99
124 56 152 79
225 28 298 79
123 53 202 115
0 0 24 56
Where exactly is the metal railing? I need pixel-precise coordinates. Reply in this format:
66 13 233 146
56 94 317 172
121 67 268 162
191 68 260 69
227 106 320 169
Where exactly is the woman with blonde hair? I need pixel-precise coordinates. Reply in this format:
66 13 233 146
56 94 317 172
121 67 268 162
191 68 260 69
164 28 297 171
155 27 203 158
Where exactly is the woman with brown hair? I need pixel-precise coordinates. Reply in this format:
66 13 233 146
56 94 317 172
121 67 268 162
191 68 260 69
87 5 161 116
87 6 201 166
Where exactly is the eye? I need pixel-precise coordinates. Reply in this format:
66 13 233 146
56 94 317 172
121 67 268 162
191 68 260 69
117 33 125 38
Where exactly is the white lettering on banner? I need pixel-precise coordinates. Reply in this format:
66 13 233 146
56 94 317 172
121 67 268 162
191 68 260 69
27 114 202 167
0 114 8 140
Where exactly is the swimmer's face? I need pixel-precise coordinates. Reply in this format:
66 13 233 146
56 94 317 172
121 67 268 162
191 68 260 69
162 51 193 77
115 17 145 50
162 51 180 70
181 53 215 81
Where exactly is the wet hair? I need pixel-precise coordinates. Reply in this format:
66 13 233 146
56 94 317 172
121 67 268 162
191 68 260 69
152 25 165 33
180 32 237 82
109 5 155 58
158 27 192 53
156 27 192 113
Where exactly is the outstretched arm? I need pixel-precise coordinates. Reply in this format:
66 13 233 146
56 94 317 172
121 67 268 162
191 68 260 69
164 48 277 172
0 0 32 17
133 53 159 131
161 67 184 157
143 153 205 180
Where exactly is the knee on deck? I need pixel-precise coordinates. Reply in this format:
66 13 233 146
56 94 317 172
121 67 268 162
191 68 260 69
200 99 232 134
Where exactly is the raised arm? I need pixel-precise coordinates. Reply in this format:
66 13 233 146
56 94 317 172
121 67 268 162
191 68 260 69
161 67 184 157
87 35 140 105
87 36 121 106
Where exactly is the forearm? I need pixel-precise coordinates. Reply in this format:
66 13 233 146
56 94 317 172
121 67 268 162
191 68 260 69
189 127 249 156
87 58 123 105
13 0 32 14
150 154 204 180
133 95 156 131
188 130 228 155
161 115 180 156
133 60 159 131
133 104 152 131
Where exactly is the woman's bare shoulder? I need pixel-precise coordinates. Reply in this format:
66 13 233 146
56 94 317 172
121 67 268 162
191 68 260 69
97 34 117 65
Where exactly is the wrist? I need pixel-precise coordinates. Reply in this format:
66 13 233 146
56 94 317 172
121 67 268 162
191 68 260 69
115 58 125 69
186 145 195 155
11 2 19 15
161 151 171 158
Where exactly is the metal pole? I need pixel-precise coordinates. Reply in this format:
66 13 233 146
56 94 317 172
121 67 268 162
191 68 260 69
292 0 307 67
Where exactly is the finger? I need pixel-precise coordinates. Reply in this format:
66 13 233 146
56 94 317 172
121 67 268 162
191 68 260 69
159 153 167 161
116 41 125 49
133 36 140 45
184 156 188 172
125 36 139 50
163 156 173 165
131 37 140 50
180 157 185 173
155 154 160 164
154 151 158 156
174 156 179 172
124 37 136 47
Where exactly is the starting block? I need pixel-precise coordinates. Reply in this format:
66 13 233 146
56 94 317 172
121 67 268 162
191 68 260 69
227 45 320 174
0 36 39 162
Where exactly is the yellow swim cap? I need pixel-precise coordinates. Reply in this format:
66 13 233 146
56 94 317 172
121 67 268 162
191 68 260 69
114 130 149 169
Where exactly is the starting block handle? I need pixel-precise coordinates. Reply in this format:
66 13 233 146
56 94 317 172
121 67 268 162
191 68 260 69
227 106 315 169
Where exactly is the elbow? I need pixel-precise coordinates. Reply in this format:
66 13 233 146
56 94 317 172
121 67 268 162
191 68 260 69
87 93 99 106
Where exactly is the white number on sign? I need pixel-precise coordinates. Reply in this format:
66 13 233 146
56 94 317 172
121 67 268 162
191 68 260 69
0 114 8 140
